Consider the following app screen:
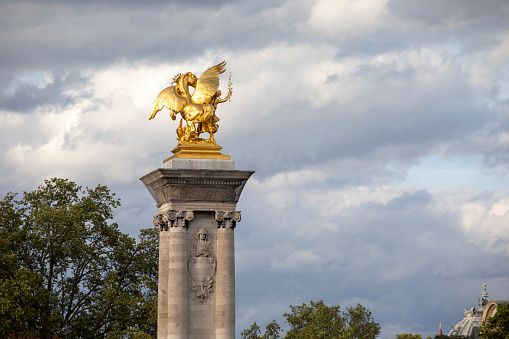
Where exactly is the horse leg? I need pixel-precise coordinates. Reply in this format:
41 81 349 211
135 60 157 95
207 122 215 144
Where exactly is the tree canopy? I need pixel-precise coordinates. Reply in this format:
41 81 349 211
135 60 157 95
241 320 283 339
396 334 423 339
0 178 158 338
241 300 381 339
478 302 509 339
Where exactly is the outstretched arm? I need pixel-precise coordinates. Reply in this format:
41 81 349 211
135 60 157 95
217 90 231 104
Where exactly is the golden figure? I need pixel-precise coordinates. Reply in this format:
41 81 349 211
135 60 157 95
149 61 232 145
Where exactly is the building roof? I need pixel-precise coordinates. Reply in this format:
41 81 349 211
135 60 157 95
448 279 490 339
481 300 509 325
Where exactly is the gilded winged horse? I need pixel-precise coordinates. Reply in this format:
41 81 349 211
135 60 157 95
149 61 231 144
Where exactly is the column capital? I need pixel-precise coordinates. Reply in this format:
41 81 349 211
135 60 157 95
153 213 167 231
155 210 194 231
215 211 241 228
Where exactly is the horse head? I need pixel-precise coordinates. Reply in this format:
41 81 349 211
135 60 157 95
176 72 197 100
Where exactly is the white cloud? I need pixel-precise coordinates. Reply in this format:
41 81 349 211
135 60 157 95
2 1 509 338
306 0 388 40
487 32 509 68
458 197 509 254
270 249 322 273
465 62 495 92
0 111 24 129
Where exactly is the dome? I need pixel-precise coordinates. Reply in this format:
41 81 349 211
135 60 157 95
448 308 484 339
448 279 490 339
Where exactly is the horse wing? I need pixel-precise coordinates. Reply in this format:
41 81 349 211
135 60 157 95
191 61 226 104
149 86 187 120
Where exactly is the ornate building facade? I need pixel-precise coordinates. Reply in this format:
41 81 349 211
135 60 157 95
448 280 490 339
481 299 509 326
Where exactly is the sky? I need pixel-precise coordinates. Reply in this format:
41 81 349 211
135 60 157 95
1 0 509 337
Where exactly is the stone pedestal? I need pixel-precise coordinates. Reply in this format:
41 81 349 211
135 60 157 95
141 158 253 339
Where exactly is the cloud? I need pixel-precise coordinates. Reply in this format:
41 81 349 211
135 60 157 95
0 72 90 112
460 197 509 254
2 0 509 338
388 0 509 31
238 174 509 336
269 249 322 274
306 0 389 41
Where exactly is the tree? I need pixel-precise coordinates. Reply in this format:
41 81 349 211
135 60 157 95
241 300 380 339
0 178 158 338
0 192 49 336
396 334 423 339
241 322 261 339
240 320 283 339
284 300 345 339
264 320 283 339
479 302 509 339
343 304 380 339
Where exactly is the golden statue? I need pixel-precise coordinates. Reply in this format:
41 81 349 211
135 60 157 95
149 61 232 145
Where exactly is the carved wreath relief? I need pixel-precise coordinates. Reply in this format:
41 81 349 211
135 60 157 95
188 227 216 303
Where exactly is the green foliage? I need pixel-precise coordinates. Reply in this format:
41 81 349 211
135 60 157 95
242 300 380 339
241 322 262 339
0 178 158 338
240 320 283 339
396 334 423 339
343 304 380 339
479 302 509 339
284 300 345 339
264 320 283 339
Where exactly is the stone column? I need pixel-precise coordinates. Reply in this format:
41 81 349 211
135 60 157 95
153 214 170 339
215 211 240 339
154 210 194 339
141 163 253 339
167 210 193 339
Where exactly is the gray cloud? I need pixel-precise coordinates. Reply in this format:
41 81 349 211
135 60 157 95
389 0 509 29
236 182 509 336
0 0 293 79
0 72 91 113
381 190 433 210
2 0 509 338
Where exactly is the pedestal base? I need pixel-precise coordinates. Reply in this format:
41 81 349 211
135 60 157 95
161 158 235 170
165 143 231 162
141 160 253 339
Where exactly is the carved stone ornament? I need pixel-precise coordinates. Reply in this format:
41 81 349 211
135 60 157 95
140 169 254 208
153 214 166 231
215 211 241 228
188 227 216 303
153 210 194 231
165 210 194 228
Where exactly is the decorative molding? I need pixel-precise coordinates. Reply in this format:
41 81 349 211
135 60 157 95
154 210 194 231
189 227 216 303
139 169 254 208
153 214 166 231
190 273 215 304
215 211 241 228
167 210 194 228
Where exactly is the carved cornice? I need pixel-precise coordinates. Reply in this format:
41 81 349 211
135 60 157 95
140 169 254 208
154 210 194 231
215 211 241 228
